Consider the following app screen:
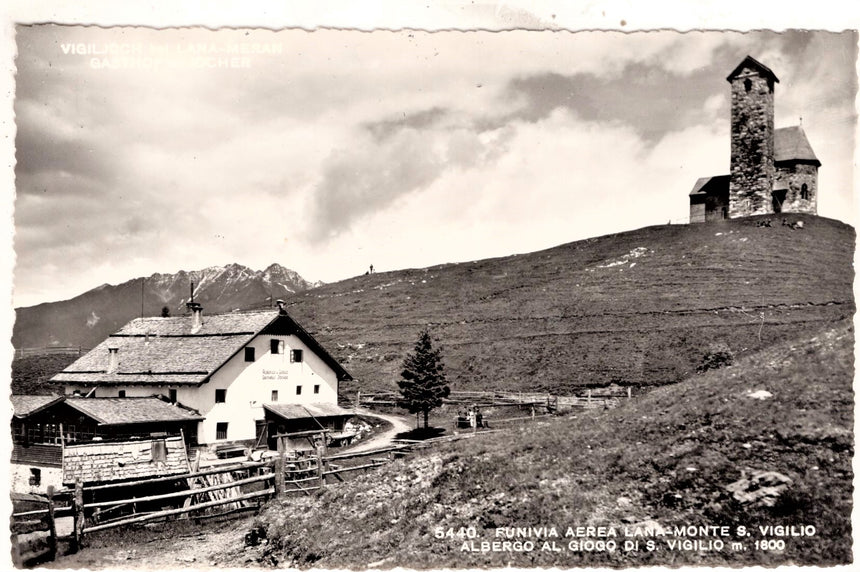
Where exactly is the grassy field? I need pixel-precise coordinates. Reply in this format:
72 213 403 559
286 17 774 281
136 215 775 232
280 213 854 395
250 322 853 568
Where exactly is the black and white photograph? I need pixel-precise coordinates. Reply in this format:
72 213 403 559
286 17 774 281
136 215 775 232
3 2 857 569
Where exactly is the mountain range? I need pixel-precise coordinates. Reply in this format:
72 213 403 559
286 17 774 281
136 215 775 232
12 263 320 349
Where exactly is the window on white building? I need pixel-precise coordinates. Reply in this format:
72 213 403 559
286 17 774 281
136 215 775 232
314 384 320 394
215 389 227 403
245 347 256 362
271 390 278 402
290 349 303 363
271 339 284 354
296 386 302 396
216 422 228 440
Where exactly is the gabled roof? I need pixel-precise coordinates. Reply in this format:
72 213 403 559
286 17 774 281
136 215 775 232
115 311 276 336
689 174 730 196
264 402 354 421
11 395 64 418
11 395 202 424
774 126 821 166
64 397 202 425
52 334 259 385
726 55 779 84
52 309 352 386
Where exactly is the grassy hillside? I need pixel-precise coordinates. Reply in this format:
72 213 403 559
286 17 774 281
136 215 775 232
12 214 854 398
253 322 853 567
10 353 78 395
284 214 853 394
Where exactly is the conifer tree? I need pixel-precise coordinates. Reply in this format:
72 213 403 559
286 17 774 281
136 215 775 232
397 329 450 429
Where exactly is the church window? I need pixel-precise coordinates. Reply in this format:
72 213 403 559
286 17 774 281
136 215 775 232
801 184 809 200
744 78 752 92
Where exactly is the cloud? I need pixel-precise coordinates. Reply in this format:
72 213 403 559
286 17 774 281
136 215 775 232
308 127 448 242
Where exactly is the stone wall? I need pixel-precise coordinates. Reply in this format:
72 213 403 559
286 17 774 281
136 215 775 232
775 163 818 215
729 68 775 218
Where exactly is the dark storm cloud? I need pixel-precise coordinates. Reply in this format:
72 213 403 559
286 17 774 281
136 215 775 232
14 122 119 187
309 105 519 242
308 127 445 242
500 62 723 142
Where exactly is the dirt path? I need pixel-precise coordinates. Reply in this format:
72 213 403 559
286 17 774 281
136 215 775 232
46 517 258 569
349 409 412 452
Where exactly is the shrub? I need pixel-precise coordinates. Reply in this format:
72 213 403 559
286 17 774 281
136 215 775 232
697 343 734 373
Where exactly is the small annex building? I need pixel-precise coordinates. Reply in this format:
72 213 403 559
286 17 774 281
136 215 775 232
11 395 201 494
690 56 821 222
49 301 354 448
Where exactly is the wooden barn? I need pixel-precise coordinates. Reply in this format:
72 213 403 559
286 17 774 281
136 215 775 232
10 395 201 494
262 402 354 450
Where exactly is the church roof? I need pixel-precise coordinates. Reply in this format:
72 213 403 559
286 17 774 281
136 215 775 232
689 174 730 196
726 55 779 84
774 126 821 166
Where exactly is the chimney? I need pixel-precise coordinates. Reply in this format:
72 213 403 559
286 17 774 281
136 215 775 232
107 347 119 373
187 302 203 333
275 299 286 314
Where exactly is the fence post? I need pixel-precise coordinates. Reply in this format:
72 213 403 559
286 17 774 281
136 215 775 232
316 444 326 487
587 390 592 405
46 486 57 560
72 480 84 552
274 437 285 499
627 387 632 399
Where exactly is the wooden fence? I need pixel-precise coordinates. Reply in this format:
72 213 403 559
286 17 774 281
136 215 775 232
10 487 72 566
14 346 90 358
359 388 632 411
9 439 414 562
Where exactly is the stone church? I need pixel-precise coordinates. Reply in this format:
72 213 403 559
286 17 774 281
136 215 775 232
689 56 820 223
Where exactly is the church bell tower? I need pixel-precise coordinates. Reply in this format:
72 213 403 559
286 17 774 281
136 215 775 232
727 56 779 218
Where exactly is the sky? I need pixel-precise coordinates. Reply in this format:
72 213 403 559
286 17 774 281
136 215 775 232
10 26 858 307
